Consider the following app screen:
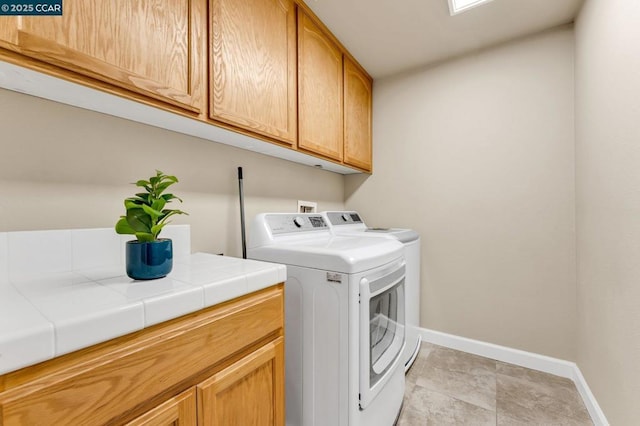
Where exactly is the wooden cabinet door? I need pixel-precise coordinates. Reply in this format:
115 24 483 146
297 11 344 161
210 0 297 145
343 58 373 171
0 0 206 113
126 389 197 426
197 337 285 426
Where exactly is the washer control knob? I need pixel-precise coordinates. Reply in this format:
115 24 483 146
293 216 305 228
341 214 350 222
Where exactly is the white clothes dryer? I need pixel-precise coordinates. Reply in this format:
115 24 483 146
322 211 422 372
248 213 406 426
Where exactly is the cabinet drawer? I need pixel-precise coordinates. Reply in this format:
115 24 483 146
0 285 284 425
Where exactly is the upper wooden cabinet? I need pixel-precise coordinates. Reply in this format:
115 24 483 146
0 0 373 172
297 10 344 162
210 0 297 145
343 57 373 171
0 0 206 113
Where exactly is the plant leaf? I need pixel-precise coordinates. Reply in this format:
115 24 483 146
162 209 188 216
135 192 151 202
126 208 152 233
125 199 144 210
158 209 188 226
127 197 148 205
151 224 164 238
135 232 154 242
161 193 182 203
161 174 178 183
155 181 177 196
115 217 135 235
151 199 166 212
141 204 163 219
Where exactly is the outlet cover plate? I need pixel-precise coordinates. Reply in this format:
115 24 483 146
297 200 317 213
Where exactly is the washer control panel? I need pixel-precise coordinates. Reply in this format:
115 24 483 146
325 211 363 226
266 214 328 234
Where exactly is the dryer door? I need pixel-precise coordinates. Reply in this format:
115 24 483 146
359 264 406 409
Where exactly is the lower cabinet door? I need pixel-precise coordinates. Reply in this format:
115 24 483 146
126 388 197 426
197 337 285 426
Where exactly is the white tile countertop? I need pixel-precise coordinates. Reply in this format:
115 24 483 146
0 226 286 375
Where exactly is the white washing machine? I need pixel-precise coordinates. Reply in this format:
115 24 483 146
248 213 406 426
322 211 421 372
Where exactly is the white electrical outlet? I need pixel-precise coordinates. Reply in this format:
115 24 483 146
297 200 317 213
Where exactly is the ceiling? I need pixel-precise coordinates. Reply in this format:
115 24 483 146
305 0 584 79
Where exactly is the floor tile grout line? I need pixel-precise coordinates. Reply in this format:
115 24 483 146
408 382 498 416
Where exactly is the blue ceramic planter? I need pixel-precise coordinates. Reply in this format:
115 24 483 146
126 239 173 280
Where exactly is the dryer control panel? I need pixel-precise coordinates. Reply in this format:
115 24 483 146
266 214 328 234
325 211 363 226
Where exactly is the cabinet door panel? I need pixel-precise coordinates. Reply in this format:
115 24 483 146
211 0 297 144
198 337 285 426
298 11 343 161
0 0 205 112
344 58 373 171
126 388 197 426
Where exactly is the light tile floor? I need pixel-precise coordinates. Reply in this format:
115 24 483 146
398 343 593 425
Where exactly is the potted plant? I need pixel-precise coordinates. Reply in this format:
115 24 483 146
115 170 187 280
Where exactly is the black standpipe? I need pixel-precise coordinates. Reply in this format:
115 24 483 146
238 167 247 259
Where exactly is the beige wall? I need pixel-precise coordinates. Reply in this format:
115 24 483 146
575 0 640 423
346 27 577 360
0 88 344 257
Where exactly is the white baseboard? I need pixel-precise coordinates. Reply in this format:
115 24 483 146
571 365 609 426
418 327 609 426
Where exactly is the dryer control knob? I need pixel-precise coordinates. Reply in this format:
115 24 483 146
341 214 350 222
293 216 305 228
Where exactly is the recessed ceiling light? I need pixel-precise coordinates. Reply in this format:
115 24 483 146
448 0 495 15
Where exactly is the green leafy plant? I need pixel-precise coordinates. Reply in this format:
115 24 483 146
115 170 188 242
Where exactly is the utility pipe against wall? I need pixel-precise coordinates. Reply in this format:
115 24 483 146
238 167 247 259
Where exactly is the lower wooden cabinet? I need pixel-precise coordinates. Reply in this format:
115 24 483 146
129 336 284 426
0 285 284 426
127 388 197 426
198 337 285 426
